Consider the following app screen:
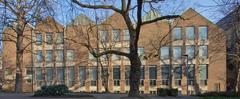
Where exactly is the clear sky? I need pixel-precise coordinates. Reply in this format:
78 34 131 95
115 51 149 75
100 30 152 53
51 0 228 25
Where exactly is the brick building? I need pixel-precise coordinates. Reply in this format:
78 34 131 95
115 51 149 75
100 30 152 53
1 8 226 94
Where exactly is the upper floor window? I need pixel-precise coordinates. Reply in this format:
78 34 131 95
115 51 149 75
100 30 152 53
36 50 43 62
100 30 109 42
46 33 53 44
186 46 195 59
138 47 144 57
199 45 208 59
186 27 195 40
172 27 182 40
113 29 120 42
56 32 64 44
160 47 169 59
46 50 53 62
56 50 64 61
173 46 182 60
67 50 74 61
36 33 42 45
123 29 130 41
199 26 208 40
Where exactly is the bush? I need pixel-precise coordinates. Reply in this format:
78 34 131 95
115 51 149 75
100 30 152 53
157 88 178 96
198 91 239 97
34 85 69 96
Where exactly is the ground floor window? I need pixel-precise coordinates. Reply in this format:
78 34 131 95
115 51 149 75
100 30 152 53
90 67 97 86
149 65 157 86
79 67 86 87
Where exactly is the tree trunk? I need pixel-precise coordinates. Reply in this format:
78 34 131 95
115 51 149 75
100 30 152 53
128 53 141 97
15 33 24 93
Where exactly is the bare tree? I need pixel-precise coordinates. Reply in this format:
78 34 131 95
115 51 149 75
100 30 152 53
0 0 53 92
70 0 182 96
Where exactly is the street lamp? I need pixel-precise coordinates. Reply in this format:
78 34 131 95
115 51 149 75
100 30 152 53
182 54 189 95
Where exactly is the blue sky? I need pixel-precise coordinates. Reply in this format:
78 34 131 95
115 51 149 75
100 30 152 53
52 0 227 25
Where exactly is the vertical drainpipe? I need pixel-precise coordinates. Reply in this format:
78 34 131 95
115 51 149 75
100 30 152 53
31 27 34 92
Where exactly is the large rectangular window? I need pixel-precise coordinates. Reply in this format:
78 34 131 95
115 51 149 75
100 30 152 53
187 64 195 85
46 50 53 62
56 50 64 61
90 67 97 86
67 50 74 61
113 65 120 86
173 46 182 60
125 65 130 86
186 27 195 40
36 68 42 81
57 67 64 83
68 67 75 86
199 26 207 40
160 47 169 59
172 27 182 40
173 64 182 86
56 32 64 44
36 33 42 45
46 67 53 85
100 30 109 42
199 46 208 59
186 46 195 59
79 67 86 87
161 65 170 85
113 29 120 41
149 65 157 86
46 33 53 44
36 50 43 62
200 64 208 86
123 29 130 41
138 47 144 57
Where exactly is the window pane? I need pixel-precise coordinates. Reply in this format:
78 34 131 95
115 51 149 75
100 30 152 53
113 65 120 79
199 26 207 40
36 33 42 45
172 28 181 40
46 68 53 81
173 47 182 59
140 66 145 79
100 30 108 42
46 50 53 62
46 33 53 44
199 46 208 59
57 67 64 81
36 68 42 80
113 29 120 41
36 50 43 62
186 27 195 40
200 64 208 80
90 67 97 80
57 50 64 61
56 32 64 44
138 47 144 56
125 65 130 79
160 47 169 59
123 29 130 41
187 64 195 79
68 67 74 81
149 65 157 79
67 50 74 61
79 67 86 83
161 65 170 79
186 46 195 59
173 65 182 79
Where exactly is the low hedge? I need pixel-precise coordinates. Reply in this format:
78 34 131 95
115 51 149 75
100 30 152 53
198 91 239 97
33 85 69 96
157 88 178 96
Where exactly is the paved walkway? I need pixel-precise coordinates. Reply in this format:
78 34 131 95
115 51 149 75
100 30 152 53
0 93 199 99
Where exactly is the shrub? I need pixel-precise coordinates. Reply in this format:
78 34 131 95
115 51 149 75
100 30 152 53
157 88 178 96
197 91 239 97
34 85 69 96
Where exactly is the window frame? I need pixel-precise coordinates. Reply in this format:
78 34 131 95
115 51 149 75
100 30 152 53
186 26 195 40
172 27 182 40
36 33 42 45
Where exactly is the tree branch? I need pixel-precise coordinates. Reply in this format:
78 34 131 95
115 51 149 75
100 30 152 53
71 0 122 13
141 15 183 25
